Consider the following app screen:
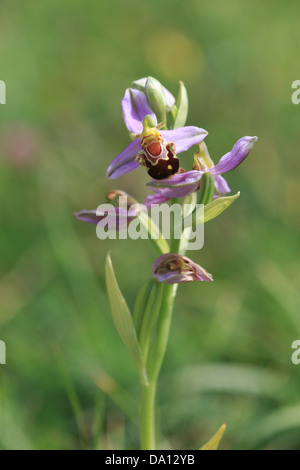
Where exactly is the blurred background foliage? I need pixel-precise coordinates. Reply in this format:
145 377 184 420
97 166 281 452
0 0 300 450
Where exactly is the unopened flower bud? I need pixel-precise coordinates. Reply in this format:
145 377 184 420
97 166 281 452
132 77 175 111
145 77 167 127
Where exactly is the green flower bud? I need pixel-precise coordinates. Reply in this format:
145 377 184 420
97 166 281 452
145 77 167 127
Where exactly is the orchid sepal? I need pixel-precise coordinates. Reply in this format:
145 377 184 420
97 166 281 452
173 81 188 129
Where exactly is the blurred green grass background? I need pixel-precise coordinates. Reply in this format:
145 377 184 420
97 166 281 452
0 0 300 450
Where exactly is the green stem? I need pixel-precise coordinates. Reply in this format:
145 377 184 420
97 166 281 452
148 283 178 383
139 199 185 449
170 235 182 255
139 282 178 449
140 382 157 450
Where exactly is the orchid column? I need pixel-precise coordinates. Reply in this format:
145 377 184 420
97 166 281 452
75 77 258 450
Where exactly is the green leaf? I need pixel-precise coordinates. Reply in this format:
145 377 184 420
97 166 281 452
200 423 227 450
204 192 240 223
105 253 148 385
138 281 163 361
133 280 156 336
173 81 188 128
183 192 240 228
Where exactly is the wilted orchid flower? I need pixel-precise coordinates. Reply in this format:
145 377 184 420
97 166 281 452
74 190 138 230
107 80 207 179
147 136 258 199
74 189 171 230
74 207 138 231
153 253 213 284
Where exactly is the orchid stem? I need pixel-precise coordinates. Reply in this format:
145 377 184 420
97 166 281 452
140 282 178 449
148 283 178 384
139 199 183 450
140 382 156 450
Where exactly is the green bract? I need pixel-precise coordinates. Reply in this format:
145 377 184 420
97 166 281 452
105 253 148 385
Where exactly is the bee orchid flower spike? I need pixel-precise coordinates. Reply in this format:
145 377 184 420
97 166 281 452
74 76 258 451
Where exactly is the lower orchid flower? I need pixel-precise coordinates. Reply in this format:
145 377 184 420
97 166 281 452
153 253 213 284
147 136 258 199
